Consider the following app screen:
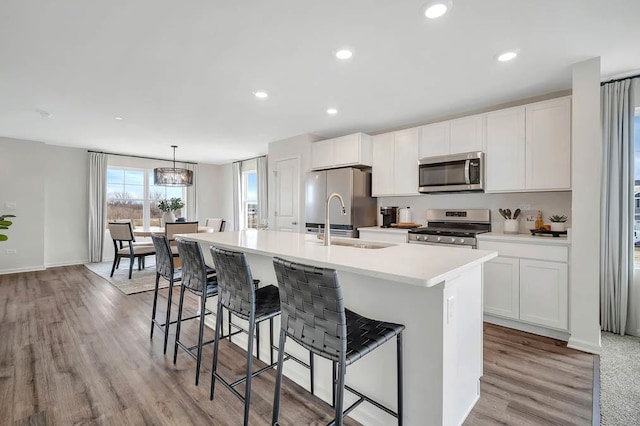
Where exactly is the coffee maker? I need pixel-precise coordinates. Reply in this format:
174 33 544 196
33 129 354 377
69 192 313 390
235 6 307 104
380 206 398 228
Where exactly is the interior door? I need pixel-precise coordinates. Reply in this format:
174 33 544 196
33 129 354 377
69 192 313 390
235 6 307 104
275 157 300 232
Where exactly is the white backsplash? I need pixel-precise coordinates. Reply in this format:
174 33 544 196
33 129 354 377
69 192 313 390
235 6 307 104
377 191 572 234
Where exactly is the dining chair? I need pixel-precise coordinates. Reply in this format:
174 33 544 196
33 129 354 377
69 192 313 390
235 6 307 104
204 218 225 232
108 222 156 279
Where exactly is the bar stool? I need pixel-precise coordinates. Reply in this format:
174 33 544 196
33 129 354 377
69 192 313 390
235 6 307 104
209 246 315 426
173 238 219 386
271 257 405 426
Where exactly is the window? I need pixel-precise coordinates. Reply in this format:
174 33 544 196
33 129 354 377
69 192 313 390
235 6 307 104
633 110 640 262
107 167 184 228
242 170 258 229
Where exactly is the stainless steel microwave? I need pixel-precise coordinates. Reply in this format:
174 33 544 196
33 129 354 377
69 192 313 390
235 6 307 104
418 151 484 193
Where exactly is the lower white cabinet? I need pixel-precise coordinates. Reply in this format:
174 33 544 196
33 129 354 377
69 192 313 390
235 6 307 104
519 259 568 330
358 229 408 244
484 257 520 319
480 239 569 332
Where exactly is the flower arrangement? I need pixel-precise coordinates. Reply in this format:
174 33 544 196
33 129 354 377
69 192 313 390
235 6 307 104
0 214 16 241
158 197 184 213
548 214 568 223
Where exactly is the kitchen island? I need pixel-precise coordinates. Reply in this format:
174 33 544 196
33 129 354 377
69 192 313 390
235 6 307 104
182 230 497 426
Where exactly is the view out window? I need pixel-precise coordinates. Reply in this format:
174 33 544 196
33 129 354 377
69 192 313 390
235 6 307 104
242 170 258 230
107 167 184 228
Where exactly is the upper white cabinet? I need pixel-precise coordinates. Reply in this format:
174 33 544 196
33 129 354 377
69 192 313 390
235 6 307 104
311 133 372 170
372 128 419 196
485 96 571 192
419 114 485 159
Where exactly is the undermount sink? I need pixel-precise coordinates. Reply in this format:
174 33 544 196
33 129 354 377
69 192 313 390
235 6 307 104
312 237 395 249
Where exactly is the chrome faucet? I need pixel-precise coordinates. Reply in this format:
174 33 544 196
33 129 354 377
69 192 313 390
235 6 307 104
324 192 346 246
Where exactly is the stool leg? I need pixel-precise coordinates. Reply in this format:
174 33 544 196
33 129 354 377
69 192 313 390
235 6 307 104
243 312 256 426
256 320 261 361
332 362 336 408
173 285 186 364
334 360 346 426
397 332 404 426
194 292 207 386
309 352 314 395
271 329 287 426
269 318 274 366
210 301 224 400
228 310 232 342
150 273 161 339
162 278 175 354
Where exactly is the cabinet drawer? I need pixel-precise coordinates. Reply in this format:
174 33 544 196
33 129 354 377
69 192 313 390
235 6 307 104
478 241 568 262
359 230 408 244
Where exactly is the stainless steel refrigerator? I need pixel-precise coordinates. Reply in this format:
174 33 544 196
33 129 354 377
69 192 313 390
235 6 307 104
305 168 377 238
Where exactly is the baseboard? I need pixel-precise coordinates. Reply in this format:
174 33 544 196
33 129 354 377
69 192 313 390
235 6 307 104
0 265 46 275
484 314 571 341
567 337 602 355
46 259 89 268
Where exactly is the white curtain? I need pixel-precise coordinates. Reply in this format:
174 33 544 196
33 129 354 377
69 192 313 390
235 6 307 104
88 152 107 262
256 156 268 228
185 163 197 221
232 161 242 231
600 78 637 335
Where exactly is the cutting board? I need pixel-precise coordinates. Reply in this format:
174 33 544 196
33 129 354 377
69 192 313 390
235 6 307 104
391 222 421 229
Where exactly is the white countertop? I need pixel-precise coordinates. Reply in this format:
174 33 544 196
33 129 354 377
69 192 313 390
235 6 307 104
478 232 571 246
358 226 416 234
182 230 497 288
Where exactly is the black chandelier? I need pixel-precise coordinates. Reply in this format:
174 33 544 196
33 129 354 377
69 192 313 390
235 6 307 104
153 145 193 187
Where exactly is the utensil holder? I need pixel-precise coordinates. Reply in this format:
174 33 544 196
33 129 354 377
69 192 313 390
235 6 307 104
504 219 519 234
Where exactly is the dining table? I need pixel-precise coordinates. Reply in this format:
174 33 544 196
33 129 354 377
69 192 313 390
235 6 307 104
132 226 214 237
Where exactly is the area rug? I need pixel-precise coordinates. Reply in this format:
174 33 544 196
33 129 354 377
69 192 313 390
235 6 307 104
84 259 165 295
600 332 640 425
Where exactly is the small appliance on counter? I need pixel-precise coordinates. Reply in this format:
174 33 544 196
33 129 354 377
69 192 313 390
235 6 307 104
380 206 398 228
398 207 412 223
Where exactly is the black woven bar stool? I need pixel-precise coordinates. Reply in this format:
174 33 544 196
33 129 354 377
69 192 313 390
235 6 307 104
209 247 315 426
172 238 219 386
271 257 405 426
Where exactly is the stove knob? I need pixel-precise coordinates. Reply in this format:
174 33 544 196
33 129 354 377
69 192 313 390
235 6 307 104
416 235 422 241
458 238 465 245
449 237 456 243
436 236 441 242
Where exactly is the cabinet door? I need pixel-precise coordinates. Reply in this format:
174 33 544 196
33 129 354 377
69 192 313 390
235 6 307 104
393 128 420 195
372 133 395 196
519 259 568 330
483 257 520 319
485 107 526 192
450 115 485 154
333 134 360 166
311 139 333 170
419 122 449 158
525 97 571 190
359 230 408 244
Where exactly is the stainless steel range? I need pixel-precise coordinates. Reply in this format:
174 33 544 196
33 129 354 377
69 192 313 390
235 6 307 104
408 209 491 249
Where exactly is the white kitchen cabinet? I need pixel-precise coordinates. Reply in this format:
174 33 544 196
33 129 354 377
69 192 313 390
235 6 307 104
372 129 419 196
525 97 571 190
519 259 568 330
478 236 570 334
418 114 484 159
311 133 372 170
485 96 571 193
358 228 409 244
485 106 526 191
483 256 520 320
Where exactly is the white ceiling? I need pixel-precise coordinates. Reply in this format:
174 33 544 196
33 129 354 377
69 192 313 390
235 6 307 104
1 1 639 165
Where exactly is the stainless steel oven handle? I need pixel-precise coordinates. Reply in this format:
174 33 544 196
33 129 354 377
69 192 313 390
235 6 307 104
464 159 471 185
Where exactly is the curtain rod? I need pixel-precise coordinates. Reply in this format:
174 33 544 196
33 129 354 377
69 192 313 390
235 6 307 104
234 154 267 164
88 150 197 165
600 73 640 86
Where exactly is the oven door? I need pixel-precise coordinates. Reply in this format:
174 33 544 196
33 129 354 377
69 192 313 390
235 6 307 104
418 152 484 193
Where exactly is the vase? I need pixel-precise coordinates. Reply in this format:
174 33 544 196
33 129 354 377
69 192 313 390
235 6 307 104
550 222 565 232
162 211 176 226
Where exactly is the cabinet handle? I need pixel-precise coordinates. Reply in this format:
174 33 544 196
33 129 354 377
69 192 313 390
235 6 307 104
292 221 298 225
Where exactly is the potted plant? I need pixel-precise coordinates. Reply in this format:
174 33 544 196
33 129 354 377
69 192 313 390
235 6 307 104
549 214 568 232
0 214 16 241
158 198 184 225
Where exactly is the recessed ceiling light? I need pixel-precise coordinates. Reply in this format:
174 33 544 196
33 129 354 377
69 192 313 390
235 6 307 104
114 116 124 120
497 51 518 62
36 109 52 118
327 108 338 115
254 91 269 99
424 1 451 19
335 49 353 60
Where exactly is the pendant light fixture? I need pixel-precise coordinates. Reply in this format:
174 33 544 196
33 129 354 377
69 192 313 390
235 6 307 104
153 145 193 187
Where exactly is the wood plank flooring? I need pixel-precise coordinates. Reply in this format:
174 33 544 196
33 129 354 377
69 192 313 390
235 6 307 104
0 266 595 425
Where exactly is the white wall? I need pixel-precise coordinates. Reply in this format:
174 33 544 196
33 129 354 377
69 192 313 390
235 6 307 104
197 162 233 230
267 134 323 232
568 57 602 354
378 191 571 232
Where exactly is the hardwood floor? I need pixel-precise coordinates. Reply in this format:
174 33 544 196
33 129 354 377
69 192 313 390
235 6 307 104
0 266 595 425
